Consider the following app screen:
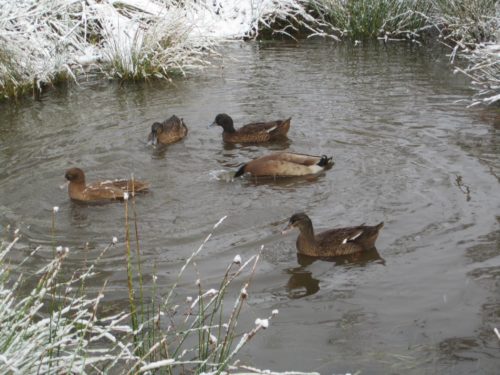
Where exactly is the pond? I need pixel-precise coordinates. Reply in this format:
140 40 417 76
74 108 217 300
0 40 499 374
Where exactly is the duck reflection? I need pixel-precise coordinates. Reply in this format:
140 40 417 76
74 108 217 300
296 247 385 267
285 266 320 299
222 137 292 152
285 248 384 299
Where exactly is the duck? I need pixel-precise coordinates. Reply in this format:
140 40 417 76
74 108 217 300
209 113 291 143
64 167 149 202
148 115 188 146
234 152 333 178
282 212 384 257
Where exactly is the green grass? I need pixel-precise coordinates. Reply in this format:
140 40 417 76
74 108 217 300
121 192 272 373
312 0 431 39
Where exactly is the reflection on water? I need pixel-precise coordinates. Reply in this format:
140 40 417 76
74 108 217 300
286 266 320 298
295 247 385 267
286 249 384 299
0 40 499 374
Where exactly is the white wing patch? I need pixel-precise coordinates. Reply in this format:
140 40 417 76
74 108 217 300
342 230 363 244
266 125 277 133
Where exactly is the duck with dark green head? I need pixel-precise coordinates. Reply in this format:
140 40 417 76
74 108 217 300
209 113 291 143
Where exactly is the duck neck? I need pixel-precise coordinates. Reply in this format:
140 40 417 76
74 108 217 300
69 180 85 195
298 220 315 242
222 119 236 133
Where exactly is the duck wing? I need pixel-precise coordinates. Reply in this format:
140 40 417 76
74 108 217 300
162 115 187 133
315 226 363 248
243 159 325 177
269 152 324 166
109 179 149 193
237 121 279 135
315 223 383 256
83 182 127 200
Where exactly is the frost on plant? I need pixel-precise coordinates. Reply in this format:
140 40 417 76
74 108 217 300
0 0 338 99
0 236 135 374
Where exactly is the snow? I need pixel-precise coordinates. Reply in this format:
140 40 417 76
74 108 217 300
0 0 320 90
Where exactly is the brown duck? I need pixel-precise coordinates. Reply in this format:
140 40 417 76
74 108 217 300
209 113 291 143
235 152 333 178
64 168 149 202
148 115 188 146
282 213 384 257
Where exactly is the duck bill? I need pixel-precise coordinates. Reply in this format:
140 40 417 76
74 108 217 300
207 121 217 129
281 222 294 235
150 133 158 146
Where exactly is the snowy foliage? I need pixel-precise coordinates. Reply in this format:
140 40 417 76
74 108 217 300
0 238 135 374
0 0 333 98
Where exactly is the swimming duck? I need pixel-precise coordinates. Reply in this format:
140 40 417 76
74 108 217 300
64 167 149 202
209 113 291 143
282 213 384 257
148 115 188 146
234 152 333 178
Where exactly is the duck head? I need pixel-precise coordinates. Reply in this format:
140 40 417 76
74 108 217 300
209 113 235 132
149 122 163 146
65 167 85 185
282 212 313 234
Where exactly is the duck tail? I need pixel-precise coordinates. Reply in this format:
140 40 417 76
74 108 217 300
234 164 247 178
375 222 384 231
317 155 333 167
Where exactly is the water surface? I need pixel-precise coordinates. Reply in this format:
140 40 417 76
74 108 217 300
0 40 499 374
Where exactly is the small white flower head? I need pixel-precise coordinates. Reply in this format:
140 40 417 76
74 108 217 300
255 318 269 329
233 254 241 264
240 287 248 299
112 236 118 244
14 228 20 235
64 247 69 254
56 246 63 255
272 309 279 316
209 334 218 345
52 206 59 213
222 323 229 331
186 296 193 303
205 288 218 297
123 192 129 201
196 279 201 286
152 275 157 282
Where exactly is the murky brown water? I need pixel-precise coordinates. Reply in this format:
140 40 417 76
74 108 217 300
1 40 499 374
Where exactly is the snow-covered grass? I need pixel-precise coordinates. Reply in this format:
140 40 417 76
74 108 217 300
313 0 500 105
1 203 302 374
313 0 432 40
0 0 498 105
0 0 337 100
0 236 136 374
430 0 500 106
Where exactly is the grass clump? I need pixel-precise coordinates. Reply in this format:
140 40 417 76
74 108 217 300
0 197 289 374
431 0 499 45
429 0 499 106
313 0 431 40
120 193 278 373
0 234 134 374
